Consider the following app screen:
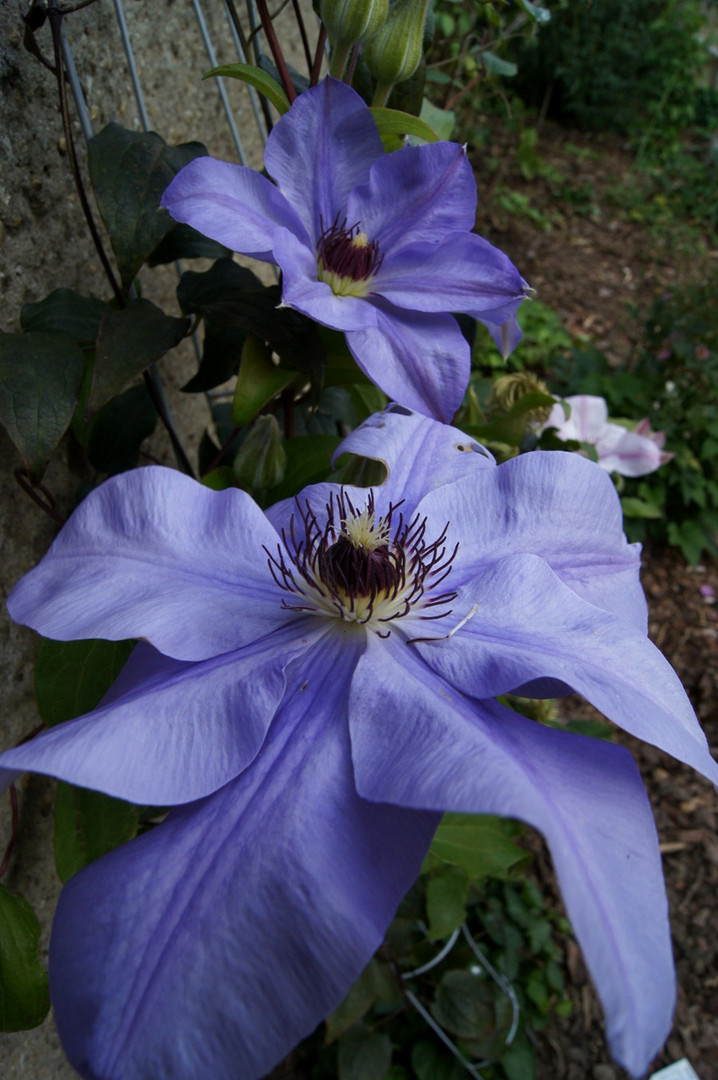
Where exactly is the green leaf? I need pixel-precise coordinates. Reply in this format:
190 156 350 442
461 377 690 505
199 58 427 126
411 1041 465 1080
337 1026 392 1080
54 782 139 883
181 322 246 394
0 330 86 480
200 466 236 491
431 971 495 1040
500 1033 537 1080
427 814 531 882
620 496 663 519
232 335 296 427
268 434 341 502
86 383 158 474
369 107 440 144
325 962 379 1044
418 98 456 141
88 124 208 287
0 885 50 1032
347 384 387 424
20 289 109 341
91 299 189 412
147 223 231 266
425 865 469 941
35 638 135 727
465 393 556 446
478 50 518 77
203 63 290 115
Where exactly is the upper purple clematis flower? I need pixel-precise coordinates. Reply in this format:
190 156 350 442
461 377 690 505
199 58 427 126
161 77 528 422
2 408 716 1080
542 394 673 477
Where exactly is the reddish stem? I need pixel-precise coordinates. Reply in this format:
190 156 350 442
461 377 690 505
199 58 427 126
14 470 66 527
255 0 296 103
310 25 327 87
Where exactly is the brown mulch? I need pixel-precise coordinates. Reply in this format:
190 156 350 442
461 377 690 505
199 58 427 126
479 124 718 1080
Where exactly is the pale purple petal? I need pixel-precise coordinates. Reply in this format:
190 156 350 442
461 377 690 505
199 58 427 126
0 622 320 805
161 158 309 260
50 634 437 1080
415 449 647 629
374 234 526 315
597 427 664 477
334 404 495 509
349 636 674 1078
8 468 289 662
345 141 476 250
412 554 718 785
472 299 524 357
347 302 471 422
273 228 379 331
264 78 384 245
568 395 610 442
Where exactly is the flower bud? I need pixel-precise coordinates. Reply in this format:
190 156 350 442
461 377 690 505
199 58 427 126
364 0 430 88
490 372 553 427
320 0 388 47
233 415 286 492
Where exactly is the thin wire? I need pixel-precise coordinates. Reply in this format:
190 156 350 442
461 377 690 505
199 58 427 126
112 0 150 130
461 925 520 1046
401 929 461 980
223 0 268 141
59 23 93 139
191 0 248 164
403 990 487 1080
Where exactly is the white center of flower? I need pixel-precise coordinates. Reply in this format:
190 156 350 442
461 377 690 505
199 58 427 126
264 490 457 636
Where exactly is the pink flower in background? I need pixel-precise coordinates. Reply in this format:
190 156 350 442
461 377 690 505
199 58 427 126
542 395 673 477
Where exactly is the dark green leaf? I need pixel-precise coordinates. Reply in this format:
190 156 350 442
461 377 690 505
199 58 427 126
337 1026 392 1080
325 962 380 1044
427 814 531 882
411 1041 465 1080
268 434 341 502
177 259 273 329
0 885 50 1032
86 383 158 474
501 1034 537 1080
54 783 138 883
425 865 469 941
147 223 231 266
0 330 86 480
232 335 296 427
181 322 245 394
466 393 556 447
91 299 189 412
35 638 135 728
203 63 291 114
347 384 387 424
88 124 208 287
20 289 109 341
432 970 494 1040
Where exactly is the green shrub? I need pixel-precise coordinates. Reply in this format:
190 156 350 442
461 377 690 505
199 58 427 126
513 0 704 153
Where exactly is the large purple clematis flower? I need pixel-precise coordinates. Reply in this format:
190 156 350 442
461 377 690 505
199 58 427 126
2 407 717 1080
161 77 528 421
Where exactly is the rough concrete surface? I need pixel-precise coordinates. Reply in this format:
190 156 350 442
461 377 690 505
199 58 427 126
0 1 315 1074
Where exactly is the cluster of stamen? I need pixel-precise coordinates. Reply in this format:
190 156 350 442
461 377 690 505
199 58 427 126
264 490 458 636
316 215 384 298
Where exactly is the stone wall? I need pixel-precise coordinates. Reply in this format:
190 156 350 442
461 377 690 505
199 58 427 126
0 2 314 1074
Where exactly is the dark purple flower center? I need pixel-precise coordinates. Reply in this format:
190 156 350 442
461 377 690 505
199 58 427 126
316 216 384 297
265 490 458 634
